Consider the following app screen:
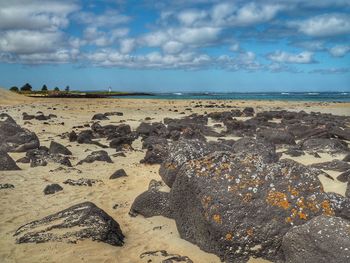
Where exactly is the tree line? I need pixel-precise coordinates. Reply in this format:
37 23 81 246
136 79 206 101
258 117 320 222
10 83 70 92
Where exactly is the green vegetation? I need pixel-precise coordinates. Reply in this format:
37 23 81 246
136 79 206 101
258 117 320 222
8 83 151 98
10 86 19 92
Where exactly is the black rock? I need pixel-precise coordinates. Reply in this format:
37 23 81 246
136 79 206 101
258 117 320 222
63 178 100 186
0 151 20 170
14 202 124 246
140 250 193 263
343 153 350 162
257 128 296 145
300 138 349 154
0 183 15 189
130 182 172 218
110 169 127 179
77 150 112 165
0 113 40 152
68 131 77 142
337 170 350 182
43 184 63 195
92 113 109 120
16 156 30 163
49 141 72 155
310 159 350 172
282 216 350 263
166 151 334 262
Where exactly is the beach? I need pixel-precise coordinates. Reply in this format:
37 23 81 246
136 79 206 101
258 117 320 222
0 89 349 263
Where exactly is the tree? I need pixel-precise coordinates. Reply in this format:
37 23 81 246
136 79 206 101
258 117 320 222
42 84 48 92
54 87 60 91
10 86 19 92
65 85 70 92
20 83 32 92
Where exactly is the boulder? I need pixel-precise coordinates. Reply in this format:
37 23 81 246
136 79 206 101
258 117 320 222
327 192 350 220
14 202 124 246
110 169 127 179
130 187 172 218
0 151 20 170
300 138 349 154
0 113 39 152
43 184 63 195
257 129 296 145
167 152 334 262
77 150 112 165
49 141 72 155
92 113 109 120
282 216 350 263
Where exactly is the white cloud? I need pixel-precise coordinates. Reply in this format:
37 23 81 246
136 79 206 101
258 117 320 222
0 0 79 31
177 9 207 26
229 43 240 52
329 45 350 57
267 51 315 64
0 30 64 54
120 38 136 54
174 27 221 45
162 41 184 54
289 14 350 37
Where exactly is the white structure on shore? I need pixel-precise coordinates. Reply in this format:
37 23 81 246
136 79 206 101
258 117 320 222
108 87 112 93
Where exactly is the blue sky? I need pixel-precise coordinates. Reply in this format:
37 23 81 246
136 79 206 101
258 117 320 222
0 0 349 92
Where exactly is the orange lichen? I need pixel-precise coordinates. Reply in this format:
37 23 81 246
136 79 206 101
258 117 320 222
285 217 292 223
242 193 253 203
321 200 335 216
288 186 299 197
246 228 254 237
225 233 233 241
298 211 308 220
266 191 290 209
213 214 222 224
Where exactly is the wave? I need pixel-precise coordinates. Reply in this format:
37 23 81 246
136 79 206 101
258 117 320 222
307 92 320 95
281 92 290 95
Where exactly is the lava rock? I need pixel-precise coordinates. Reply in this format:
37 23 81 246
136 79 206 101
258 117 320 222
167 151 334 262
43 184 63 195
92 113 109 120
0 113 40 152
282 215 350 263
49 141 72 155
0 151 20 170
130 183 172 218
310 159 350 172
257 129 296 145
77 150 112 165
300 138 349 154
63 178 100 186
110 169 127 179
14 202 124 246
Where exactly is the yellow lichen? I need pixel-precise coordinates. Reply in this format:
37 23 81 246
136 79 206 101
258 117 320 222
213 214 222 224
298 211 308 220
321 200 335 216
225 233 233 241
266 191 290 209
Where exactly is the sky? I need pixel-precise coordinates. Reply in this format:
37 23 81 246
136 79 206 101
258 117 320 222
0 0 349 92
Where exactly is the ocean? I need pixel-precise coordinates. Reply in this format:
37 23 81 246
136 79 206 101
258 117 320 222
113 92 350 102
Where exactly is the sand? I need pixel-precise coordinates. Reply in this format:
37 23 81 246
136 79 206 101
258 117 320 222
0 88 349 263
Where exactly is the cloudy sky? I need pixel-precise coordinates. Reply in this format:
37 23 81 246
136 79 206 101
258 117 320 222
0 0 349 92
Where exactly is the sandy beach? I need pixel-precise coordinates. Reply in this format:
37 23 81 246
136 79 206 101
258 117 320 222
0 89 349 263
